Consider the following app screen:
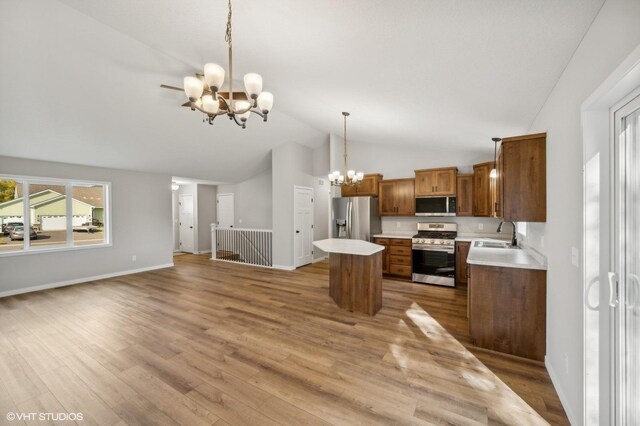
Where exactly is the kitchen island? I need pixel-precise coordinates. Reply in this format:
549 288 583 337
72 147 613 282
313 239 385 316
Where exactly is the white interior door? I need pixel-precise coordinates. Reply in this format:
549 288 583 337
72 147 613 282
179 194 194 253
217 193 234 228
294 186 313 268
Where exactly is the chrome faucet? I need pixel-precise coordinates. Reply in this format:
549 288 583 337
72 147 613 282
497 221 518 247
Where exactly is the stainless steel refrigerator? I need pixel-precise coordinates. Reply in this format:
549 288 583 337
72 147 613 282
331 197 381 241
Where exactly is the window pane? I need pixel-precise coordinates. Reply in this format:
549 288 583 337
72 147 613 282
73 184 105 246
30 183 67 248
0 179 25 252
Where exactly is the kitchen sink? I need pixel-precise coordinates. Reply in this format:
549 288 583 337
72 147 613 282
474 241 516 249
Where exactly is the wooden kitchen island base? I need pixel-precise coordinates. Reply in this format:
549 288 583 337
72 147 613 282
329 251 383 316
313 238 385 316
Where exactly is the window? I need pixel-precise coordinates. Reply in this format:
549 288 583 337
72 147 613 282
0 175 110 256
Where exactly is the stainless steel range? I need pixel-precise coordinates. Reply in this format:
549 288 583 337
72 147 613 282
412 223 457 287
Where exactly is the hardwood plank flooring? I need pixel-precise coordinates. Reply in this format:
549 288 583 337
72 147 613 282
0 254 568 425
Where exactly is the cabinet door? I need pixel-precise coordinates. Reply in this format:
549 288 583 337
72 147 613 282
374 239 390 273
502 135 546 222
433 169 457 195
414 171 435 196
456 174 473 216
378 181 397 215
395 179 415 216
356 174 379 196
473 163 492 217
455 242 471 284
495 146 503 218
340 184 358 197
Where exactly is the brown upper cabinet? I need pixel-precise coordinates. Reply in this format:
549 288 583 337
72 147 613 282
456 174 473 217
378 178 415 216
473 161 495 217
496 133 546 222
340 173 383 197
415 167 457 196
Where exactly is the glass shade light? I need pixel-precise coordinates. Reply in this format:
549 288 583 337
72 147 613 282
244 73 263 98
490 168 498 179
184 76 204 100
338 175 344 183
347 170 355 178
235 100 251 121
171 183 180 191
356 172 364 180
257 92 274 113
204 63 225 90
202 95 219 114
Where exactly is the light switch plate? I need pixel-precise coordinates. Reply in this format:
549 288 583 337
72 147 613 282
478 223 484 230
571 247 579 267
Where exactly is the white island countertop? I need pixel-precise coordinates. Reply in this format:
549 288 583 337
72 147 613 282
313 239 385 256
466 240 547 271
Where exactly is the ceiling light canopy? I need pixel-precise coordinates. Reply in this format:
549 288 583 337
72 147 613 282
163 0 273 129
329 112 364 187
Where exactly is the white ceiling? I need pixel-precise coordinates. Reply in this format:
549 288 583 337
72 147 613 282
1 0 604 182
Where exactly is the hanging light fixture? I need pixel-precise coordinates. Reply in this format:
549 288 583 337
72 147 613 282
162 0 273 128
490 137 501 179
329 112 364 187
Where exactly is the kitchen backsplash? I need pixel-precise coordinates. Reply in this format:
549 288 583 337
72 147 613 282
381 216 504 235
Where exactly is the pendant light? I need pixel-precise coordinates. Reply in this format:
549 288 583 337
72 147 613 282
328 112 364 187
490 137 501 179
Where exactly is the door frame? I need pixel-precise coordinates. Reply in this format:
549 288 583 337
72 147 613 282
293 185 314 268
581 43 640 426
216 193 235 228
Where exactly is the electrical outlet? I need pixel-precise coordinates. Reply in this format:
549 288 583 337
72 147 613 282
571 247 579 267
564 353 569 374
396 222 401 229
132 255 137 262
478 223 484 230
540 236 544 248
239 219 243 224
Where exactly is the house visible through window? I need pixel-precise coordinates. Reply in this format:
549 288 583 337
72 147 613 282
0 176 109 255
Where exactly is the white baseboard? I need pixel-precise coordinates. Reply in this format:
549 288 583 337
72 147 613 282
545 355 577 425
194 249 212 255
313 255 328 263
0 263 175 299
272 264 296 271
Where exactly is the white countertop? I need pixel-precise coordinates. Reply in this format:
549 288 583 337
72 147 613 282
372 232 414 240
466 239 547 271
313 239 385 256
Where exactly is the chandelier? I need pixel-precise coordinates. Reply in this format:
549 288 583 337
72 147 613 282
162 0 273 129
329 112 364 186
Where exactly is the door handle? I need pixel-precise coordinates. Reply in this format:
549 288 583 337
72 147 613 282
584 276 600 311
296 230 300 234
628 273 640 308
608 272 619 307
189 226 193 229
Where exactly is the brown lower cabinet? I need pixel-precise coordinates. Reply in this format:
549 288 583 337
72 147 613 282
455 241 471 284
468 264 546 361
373 238 412 279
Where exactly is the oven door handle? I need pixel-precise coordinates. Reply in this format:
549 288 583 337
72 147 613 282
413 247 454 254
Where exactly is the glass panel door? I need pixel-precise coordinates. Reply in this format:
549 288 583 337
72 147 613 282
621 105 640 425
614 96 640 425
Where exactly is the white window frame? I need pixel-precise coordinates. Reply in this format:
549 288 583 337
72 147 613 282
0 174 111 257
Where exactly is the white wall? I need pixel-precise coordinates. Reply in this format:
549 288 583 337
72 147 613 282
524 0 640 423
330 134 494 179
197 184 216 253
217 167 272 229
271 142 315 268
0 156 173 295
312 142 331 260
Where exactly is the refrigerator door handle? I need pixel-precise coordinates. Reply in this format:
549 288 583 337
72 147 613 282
346 200 352 239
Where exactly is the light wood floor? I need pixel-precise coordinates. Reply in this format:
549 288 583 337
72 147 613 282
0 254 568 425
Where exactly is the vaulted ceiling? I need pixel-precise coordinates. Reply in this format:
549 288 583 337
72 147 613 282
0 0 604 182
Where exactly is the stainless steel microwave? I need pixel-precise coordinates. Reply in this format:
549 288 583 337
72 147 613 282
415 196 457 216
